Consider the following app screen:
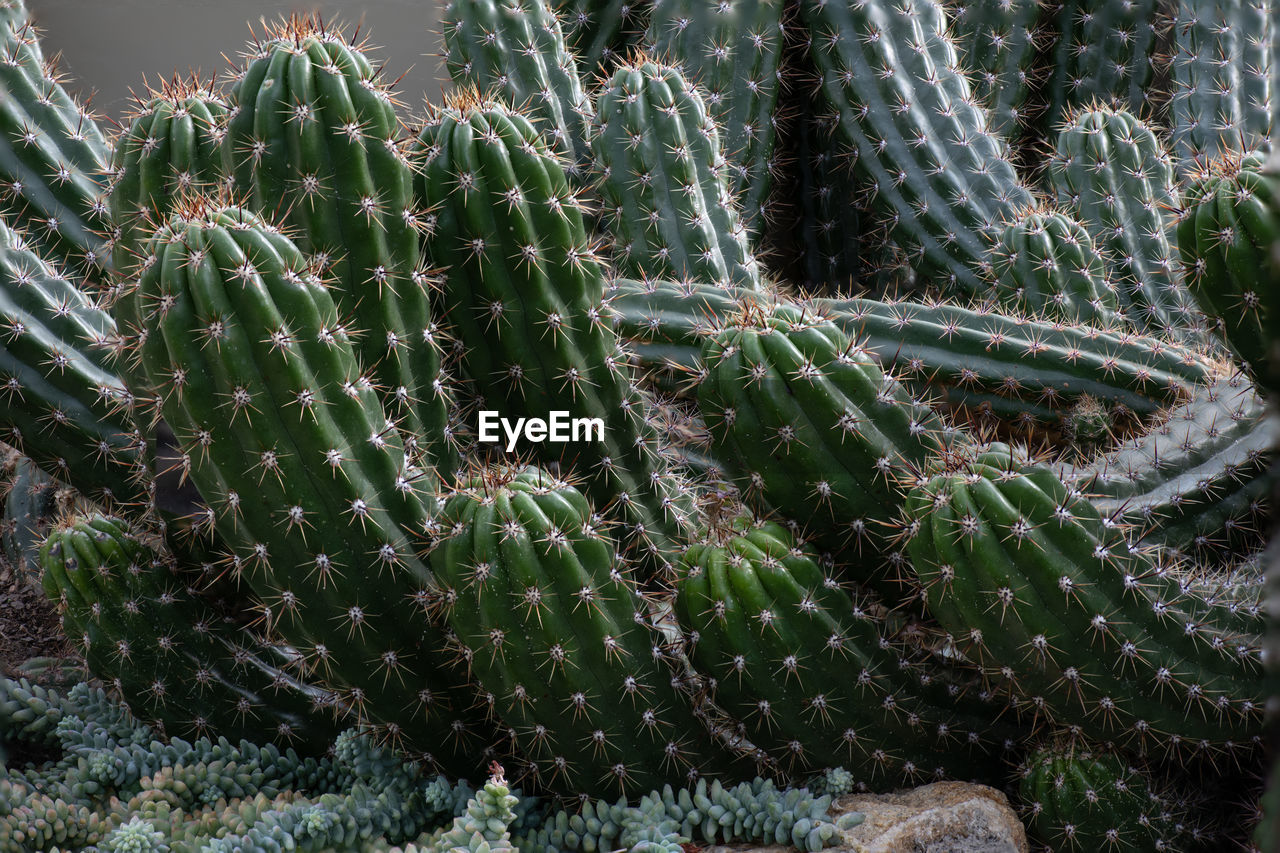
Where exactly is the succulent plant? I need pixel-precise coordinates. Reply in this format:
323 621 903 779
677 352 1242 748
0 0 1276 846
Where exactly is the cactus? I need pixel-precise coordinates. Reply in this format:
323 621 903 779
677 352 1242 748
674 518 1018 782
1064 373 1275 565
610 278 1214 432
986 208 1120 326
106 77 228 349
1170 0 1276 171
128 203 493 772
1040 0 1162 125
591 59 763 290
1017 741 1185 851
1 448 61 581
0 1 110 280
947 0 1042 138
38 513 339 748
1048 108 1200 339
428 465 741 799
644 0 786 238
697 301 953 576
555 0 645 71
222 17 451 470
903 441 1265 753
0 217 145 507
413 98 696 573
442 0 593 176
1178 150 1280 391
800 0 1033 295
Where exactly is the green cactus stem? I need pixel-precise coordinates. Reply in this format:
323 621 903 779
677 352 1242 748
903 441 1265 754
130 202 494 773
413 98 697 575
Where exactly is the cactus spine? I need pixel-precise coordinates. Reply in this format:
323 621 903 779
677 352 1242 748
414 99 696 573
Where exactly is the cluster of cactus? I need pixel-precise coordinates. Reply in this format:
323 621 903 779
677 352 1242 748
0 0 1277 849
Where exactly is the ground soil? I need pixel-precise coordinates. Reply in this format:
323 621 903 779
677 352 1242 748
0 554 77 682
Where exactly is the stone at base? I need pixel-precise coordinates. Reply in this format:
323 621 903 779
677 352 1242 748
702 781 1027 853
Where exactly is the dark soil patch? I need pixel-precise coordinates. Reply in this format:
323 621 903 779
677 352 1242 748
0 556 77 681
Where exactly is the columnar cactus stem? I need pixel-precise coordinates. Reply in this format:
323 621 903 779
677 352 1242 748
592 59 763 290
0 1 111 281
1178 150 1280 389
1170 0 1276 171
413 99 697 575
986 208 1120 326
903 441 1265 754
0 218 145 506
675 519 1021 782
40 513 340 748
645 0 787 238
947 0 1042 138
107 77 228 350
1048 108 1199 340
800 0 1034 295
443 0 594 178
697 302 953 587
1016 741 1186 850
1064 373 1275 565
131 203 492 772
429 466 739 799
222 17 452 474
613 278 1212 437
1041 0 1161 124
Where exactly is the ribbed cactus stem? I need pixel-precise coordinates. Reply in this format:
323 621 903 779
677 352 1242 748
1049 108 1199 340
903 441 1265 753
131 203 493 772
801 0 1034 295
0 2 111 280
222 17 453 474
0 218 145 506
39 513 340 747
592 59 763 290
429 466 739 798
443 0 593 176
645 0 786 238
413 99 697 575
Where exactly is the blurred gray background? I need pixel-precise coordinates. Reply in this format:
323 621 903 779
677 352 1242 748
29 1 446 126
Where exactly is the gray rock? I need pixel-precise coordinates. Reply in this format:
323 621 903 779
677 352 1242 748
702 781 1028 853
